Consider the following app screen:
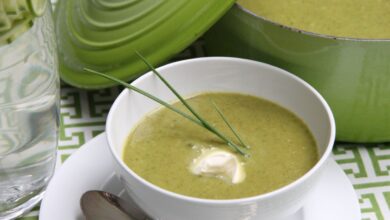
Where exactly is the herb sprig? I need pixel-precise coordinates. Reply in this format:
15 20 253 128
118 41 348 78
211 100 250 149
84 54 249 156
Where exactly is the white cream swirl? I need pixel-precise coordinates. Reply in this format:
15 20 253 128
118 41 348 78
190 148 246 184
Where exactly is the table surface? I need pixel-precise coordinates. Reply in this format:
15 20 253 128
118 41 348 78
16 43 390 220
17 1 390 219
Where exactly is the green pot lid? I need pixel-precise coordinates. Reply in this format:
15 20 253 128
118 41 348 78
0 0 47 45
55 0 235 89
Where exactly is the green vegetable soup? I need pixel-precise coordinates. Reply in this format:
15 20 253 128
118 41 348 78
238 0 390 39
123 92 318 199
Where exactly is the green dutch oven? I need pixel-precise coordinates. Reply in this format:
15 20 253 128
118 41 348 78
204 4 390 142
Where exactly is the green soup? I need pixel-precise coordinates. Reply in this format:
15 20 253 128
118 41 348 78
123 92 318 199
238 0 390 39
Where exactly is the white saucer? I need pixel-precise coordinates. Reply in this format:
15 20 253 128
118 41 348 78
39 133 361 220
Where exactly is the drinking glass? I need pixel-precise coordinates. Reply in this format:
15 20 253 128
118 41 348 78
0 1 59 219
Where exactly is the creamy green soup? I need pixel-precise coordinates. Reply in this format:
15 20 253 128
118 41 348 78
238 0 390 39
123 92 318 199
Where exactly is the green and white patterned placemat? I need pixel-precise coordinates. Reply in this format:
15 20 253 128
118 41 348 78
334 144 390 219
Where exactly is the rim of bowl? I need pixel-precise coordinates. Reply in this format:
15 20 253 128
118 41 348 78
106 57 336 205
235 3 390 42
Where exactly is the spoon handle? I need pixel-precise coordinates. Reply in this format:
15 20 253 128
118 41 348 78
81 191 153 220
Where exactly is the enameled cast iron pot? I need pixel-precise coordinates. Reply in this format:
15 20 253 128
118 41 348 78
204 4 390 142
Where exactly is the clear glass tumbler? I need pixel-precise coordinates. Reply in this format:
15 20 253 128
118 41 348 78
0 1 59 219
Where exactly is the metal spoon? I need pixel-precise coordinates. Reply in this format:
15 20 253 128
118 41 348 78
80 190 153 220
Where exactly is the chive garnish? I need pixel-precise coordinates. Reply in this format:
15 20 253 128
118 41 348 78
84 68 201 126
211 100 250 149
84 56 249 156
135 52 248 155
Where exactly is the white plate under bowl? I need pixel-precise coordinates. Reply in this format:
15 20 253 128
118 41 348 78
39 133 361 220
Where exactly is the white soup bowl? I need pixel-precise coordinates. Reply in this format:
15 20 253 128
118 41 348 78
106 57 335 220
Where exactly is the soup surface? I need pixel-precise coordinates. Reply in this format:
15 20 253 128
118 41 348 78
238 0 390 39
123 92 318 199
